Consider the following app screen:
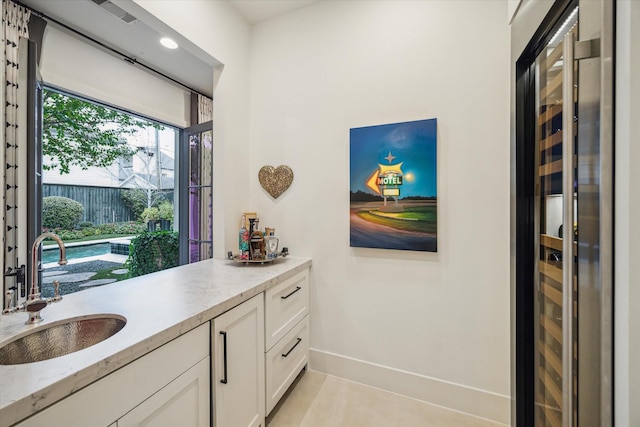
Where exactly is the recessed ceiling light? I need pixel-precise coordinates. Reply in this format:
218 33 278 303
160 37 178 50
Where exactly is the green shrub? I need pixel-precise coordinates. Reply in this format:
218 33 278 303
158 201 174 221
43 222 146 241
78 221 93 229
80 228 95 237
114 222 146 234
125 231 179 277
43 228 83 240
141 207 159 222
97 222 117 234
42 196 83 230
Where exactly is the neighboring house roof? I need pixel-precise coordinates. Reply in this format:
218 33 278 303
117 172 174 190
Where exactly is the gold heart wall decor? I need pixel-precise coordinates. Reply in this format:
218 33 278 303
259 165 294 199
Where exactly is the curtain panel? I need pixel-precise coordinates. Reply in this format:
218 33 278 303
197 94 213 124
2 0 30 296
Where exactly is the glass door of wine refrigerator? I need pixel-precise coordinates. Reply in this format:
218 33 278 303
534 10 578 426
518 0 614 425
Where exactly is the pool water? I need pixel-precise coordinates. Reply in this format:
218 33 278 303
42 243 111 264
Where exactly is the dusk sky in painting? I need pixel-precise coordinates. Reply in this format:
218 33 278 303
350 118 437 198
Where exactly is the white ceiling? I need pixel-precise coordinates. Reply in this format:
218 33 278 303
228 0 320 24
18 0 319 98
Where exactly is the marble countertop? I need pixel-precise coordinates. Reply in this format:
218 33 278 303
0 256 311 426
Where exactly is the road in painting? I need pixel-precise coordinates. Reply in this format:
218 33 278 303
350 118 437 252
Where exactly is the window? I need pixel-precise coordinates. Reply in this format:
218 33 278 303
39 88 180 297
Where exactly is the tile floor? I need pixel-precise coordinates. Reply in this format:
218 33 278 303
267 370 506 427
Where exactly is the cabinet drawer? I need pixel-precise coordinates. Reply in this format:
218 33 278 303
265 316 309 415
265 269 309 351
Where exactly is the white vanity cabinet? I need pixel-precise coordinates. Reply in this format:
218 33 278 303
212 293 265 427
6 261 312 427
15 323 210 427
264 269 310 415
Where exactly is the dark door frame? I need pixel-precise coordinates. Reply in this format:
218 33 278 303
178 120 213 265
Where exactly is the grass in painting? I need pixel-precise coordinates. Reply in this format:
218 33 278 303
357 205 437 233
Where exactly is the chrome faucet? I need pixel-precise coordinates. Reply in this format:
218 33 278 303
3 232 67 324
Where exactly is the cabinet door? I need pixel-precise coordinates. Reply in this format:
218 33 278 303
213 294 265 427
118 357 210 427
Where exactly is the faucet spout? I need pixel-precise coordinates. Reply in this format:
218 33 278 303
29 232 67 299
3 233 67 323
18 232 68 324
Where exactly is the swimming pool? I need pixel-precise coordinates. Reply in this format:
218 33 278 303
42 242 111 264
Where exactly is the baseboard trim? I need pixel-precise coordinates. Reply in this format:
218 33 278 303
309 348 510 425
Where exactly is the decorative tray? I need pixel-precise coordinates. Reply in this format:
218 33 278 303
226 248 289 264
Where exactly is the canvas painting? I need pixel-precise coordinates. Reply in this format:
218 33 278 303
350 118 437 252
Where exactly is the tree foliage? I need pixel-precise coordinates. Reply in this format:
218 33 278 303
121 189 170 221
121 189 150 220
42 89 159 174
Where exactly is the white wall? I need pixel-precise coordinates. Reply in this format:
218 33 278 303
615 1 640 425
131 0 252 255
40 25 190 128
248 1 511 423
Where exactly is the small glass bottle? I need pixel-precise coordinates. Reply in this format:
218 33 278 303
239 215 249 259
248 218 265 260
265 228 279 259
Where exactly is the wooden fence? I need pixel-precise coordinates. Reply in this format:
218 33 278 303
43 185 175 226
43 184 134 225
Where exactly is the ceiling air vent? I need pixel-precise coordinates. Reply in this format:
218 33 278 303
90 0 138 24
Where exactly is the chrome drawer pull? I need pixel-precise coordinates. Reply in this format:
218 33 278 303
282 338 302 358
281 286 301 300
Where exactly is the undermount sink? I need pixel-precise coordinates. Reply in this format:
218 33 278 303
0 314 126 365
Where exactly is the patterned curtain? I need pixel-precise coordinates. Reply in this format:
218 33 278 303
197 94 212 124
2 0 30 297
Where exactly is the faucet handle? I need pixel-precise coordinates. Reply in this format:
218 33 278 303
3 289 14 312
53 280 62 302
